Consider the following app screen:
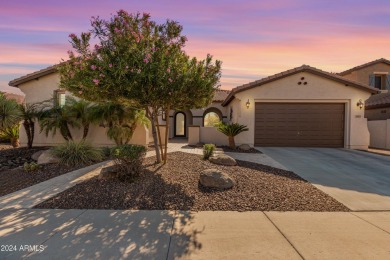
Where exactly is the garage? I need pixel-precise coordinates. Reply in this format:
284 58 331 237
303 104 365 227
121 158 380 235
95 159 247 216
254 102 345 147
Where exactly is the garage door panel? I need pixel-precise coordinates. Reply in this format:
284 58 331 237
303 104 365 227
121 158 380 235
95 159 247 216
255 103 345 147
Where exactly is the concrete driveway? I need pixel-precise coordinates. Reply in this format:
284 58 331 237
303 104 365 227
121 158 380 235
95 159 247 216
258 148 390 211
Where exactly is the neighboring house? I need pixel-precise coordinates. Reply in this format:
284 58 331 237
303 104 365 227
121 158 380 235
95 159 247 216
338 58 390 121
10 62 381 150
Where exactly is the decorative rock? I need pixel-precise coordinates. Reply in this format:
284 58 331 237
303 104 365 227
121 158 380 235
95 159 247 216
37 150 60 164
31 150 46 161
238 144 252 151
98 165 118 180
209 154 237 166
199 169 234 189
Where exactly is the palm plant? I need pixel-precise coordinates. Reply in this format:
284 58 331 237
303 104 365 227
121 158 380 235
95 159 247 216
217 122 249 149
38 99 79 141
0 125 20 147
90 103 149 145
19 103 39 148
65 97 94 139
0 93 22 131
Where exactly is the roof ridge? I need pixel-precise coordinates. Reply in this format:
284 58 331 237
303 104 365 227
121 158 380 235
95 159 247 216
338 58 390 76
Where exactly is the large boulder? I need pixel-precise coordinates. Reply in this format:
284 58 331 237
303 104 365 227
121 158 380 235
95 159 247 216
37 150 60 164
31 150 46 161
238 144 251 151
199 169 234 189
209 154 237 166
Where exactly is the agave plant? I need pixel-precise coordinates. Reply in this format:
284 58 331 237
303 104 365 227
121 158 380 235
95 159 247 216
0 93 22 131
216 122 249 149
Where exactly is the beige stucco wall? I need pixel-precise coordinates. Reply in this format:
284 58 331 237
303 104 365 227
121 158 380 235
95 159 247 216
17 72 148 147
342 63 390 86
367 120 390 149
199 127 229 146
229 71 372 149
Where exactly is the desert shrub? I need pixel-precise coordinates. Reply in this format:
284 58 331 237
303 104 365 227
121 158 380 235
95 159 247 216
23 162 40 172
101 146 112 159
203 144 216 160
51 140 102 166
111 144 147 182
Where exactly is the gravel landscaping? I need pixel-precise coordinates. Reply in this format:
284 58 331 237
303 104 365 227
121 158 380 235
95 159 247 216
0 163 95 197
0 145 48 171
35 152 349 211
219 146 262 154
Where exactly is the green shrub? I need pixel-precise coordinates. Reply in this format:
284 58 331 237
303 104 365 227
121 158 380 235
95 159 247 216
217 122 249 149
111 144 147 182
203 144 216 160
101 146 112 159
23 162 40 172
51 140 102 166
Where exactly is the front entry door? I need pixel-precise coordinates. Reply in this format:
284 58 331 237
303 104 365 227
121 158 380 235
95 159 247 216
174 112 186 137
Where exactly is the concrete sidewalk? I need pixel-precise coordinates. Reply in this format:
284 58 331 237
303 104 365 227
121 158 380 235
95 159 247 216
0 209 389 259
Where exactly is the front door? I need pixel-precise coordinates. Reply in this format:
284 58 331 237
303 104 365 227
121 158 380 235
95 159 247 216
174 112 186 137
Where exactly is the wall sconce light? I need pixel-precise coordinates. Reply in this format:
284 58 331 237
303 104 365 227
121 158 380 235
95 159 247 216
246 99 250 109
357 99 364 110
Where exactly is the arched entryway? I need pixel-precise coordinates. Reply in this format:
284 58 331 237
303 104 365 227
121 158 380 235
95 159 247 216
174 112 186 137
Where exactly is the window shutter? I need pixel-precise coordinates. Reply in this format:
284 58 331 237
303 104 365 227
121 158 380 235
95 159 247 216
368 74 375 87
386 75 390 90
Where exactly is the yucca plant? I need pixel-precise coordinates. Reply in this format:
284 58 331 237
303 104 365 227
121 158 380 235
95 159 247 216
51 140 102 166
0 124 20 147
0 93 22 131
217 122 249 149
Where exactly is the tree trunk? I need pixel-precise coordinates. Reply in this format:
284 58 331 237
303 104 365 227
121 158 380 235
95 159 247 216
228 136 236 149
147 108 161 163
155 113 164 160
23 121 32 149
163 106 170 164
82 123 89 140
29 121 35 149
11 138 20 148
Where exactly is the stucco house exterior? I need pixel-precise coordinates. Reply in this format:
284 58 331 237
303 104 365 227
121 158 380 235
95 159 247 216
10 61 382 150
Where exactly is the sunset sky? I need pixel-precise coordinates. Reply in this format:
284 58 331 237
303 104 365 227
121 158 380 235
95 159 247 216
1 0 390 93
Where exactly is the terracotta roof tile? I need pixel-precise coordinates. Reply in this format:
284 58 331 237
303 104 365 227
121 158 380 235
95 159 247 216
338 58 390 76
365 92 390 109
9 64 59 87
222 65 379 106
213 89 230 102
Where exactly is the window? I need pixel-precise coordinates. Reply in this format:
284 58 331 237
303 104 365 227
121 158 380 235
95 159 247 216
375 75 382 90
204 111 221 127
54 89 66 107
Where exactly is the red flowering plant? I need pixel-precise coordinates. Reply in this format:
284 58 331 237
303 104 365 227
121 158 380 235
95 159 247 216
59 10 221 163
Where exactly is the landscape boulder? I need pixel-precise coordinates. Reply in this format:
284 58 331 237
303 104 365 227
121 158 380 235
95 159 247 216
238 144 251 151
199 169 234 189
98 165 118 180
31 150 46 161
37 150 60 164
209 154 237 166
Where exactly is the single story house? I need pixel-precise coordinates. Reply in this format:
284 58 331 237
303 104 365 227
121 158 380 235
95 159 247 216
10 61 383 150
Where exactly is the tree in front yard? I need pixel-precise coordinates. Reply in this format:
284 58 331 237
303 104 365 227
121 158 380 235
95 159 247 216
19 103 39 148
59 10 221 163
217 122 249 149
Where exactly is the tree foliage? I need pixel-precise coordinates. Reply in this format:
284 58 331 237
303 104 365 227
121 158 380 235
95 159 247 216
59 10 222 163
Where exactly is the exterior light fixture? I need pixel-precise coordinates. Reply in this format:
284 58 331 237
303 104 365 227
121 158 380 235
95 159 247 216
246 99 250 109
357 99 364 110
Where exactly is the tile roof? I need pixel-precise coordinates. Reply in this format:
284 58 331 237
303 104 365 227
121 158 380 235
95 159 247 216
365 92 390 109
338 58 390 76
213 89 230 102
9 64 59 87
221 65 379 106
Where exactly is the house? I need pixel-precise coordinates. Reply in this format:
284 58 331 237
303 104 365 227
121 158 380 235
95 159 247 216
337 58 390 121
10 62 381 150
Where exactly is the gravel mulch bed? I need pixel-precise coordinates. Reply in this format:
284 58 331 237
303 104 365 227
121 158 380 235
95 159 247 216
0 146 48 171
35 152 349 211
218 146 262 154
0 163 98 197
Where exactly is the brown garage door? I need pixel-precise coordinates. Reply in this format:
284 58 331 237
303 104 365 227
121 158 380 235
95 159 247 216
255 103 345 147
